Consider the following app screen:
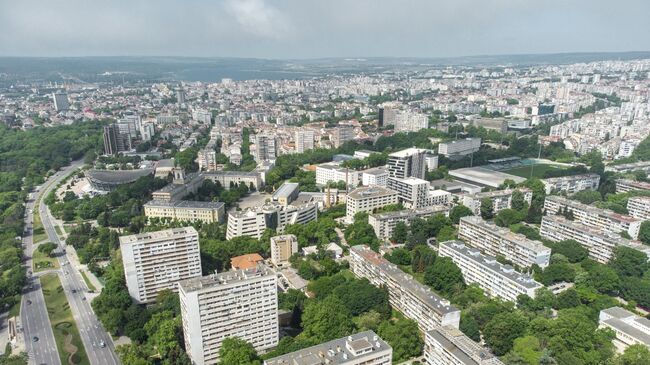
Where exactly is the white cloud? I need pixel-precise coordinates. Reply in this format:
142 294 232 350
224 0 293 40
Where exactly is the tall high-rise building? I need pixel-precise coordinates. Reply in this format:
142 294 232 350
294 129 315 153
52 92 69 111
140 122 155 142
387 148 429 179
332 127 355 148
179 266 278 365
103 124 132 155
176 89 186 105
254 134 277 162
119 227 202 304
270 234 298 266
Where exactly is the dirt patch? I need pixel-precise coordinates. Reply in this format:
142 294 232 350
56 322 79 364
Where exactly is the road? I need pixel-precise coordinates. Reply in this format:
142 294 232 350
20 161 120 365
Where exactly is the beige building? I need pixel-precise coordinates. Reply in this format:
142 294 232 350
144 200 225 223
461 188 532 216
346 186 399 223
270 234 298 266
627 196 650 220
541 173 600 194
424 326 504 365
369 205 450 241
226 201 318 240
120 227 202 303
599 307 650 353
616 179 650 193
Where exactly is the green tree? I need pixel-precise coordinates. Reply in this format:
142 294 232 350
549 240 588 263
615 344 650 365
424 256 465 296
37 242 58 257
638 220 650 245
609 246 649 278
449 205 474 224
384 248 411 266
572 190 602 205
511 190 527 211
509 336 543 365
301 296 354 342
494 209 523 227
391 222 408 244
483 311 529 356
459 314 481 342
587 265 620 295
218 337 261 365
377 318 423 363
480 198 494 219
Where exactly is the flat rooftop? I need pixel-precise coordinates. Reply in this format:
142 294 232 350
119 226 198 245
389 147 429 158
545 195 642 224
427 326 504 365
370 205 450 221
542 173 600 183
273 182 299 200
600 307 650 346
348 186 398 200
87 168 154 184
144 199 225 210
449 167 525 188
460 216 550 255
178 265 275 293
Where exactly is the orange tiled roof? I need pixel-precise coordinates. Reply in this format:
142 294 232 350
230 253 264 270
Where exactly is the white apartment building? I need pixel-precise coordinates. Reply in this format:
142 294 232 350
226 201 318 240
120 227 202 304
316 162 361 187
424 326 504 365
369 205 450 241
387 148 429 179
295 129 315 153
458 216 551 269
539 215 650 264
179 266 278 365
437 138 481 158
616 179 650 193
143 200 225 224
394 111 428 132
350 245 461 331
264 331 392 365
461 188 532 216
346 186 399 223
254 134 277 162
386 177 451 209
197 148 217 172
541 173 601 194
140 122 155 142
599 307 650 353
543 195 643 239
270 234 298 266
627 196 650 220
439 241 543 302
362 167 389 187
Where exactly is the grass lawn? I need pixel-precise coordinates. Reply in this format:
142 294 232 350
55 226 63 237
8 298 21 318
502 163 567 178
41 274 90 365
33 246 60 272
32 211 48 243
79 271 96 292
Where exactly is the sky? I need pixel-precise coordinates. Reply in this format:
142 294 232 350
1 0 649 59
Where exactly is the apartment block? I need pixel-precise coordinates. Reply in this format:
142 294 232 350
543 195 642 239
294 129 315 153
362 167 389 187
539 215 650 264
458 216 551 269
179 266 278 365
316 162 361 186
439 241 543 302
120 227 202 304
144 200 225 223
270 234 298 266
627 196 650 220
346 186 399 223
226 201 318 239
541 173 600 194
461 188 532 216
437 138 481 158
424 326 504 365
350 245 461 331
599 307 650 353
369 205 450 241
197 148 217 172
387 148 429 179
615 179 650 193
332 127 355 148
264 331 392 365
254 134 277 162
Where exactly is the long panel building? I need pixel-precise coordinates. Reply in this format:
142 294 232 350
541 173 600 194
144 200 226 223
599 307 650 352
179 266 278 365
627 196 650 220
439 241 543 302
460 188 532 216
350 245 461 331
226 201 318 239
424 326 504 365
264 331 392 365
616 179 650 193
543 195 643 239
540 215 650 264
369 205 450 241
120 227 202 304
458 216 551 269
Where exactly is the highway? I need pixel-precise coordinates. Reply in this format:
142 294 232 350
22 161 121 365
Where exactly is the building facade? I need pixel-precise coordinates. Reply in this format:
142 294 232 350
627 196 650 220
226 202 318 240
295 129 315 153
369 205 450 241
270 234 298 266
461 188 532 216
424 326 504 365
387 148 429 179
316 162 361 187
541 173 601 194
144 200 225 223
437 138 481 158
346 186 399 223
615 179 650 193
598 307 650 353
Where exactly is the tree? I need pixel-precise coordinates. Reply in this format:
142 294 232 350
511 190 527 211
480 198 494 219
555 289 581 309
219 337 261 365
436 225 456 242
459 314 481 342
615 344 650 365
638 221 650 245
609 246 649 278
572 190 602 205
449 205 473 224
384 248 411 266
37 242 58 257
509 336 543 365
391 222 408 244
424 256 465 296
301 296 354 342
587 265 620 295
483 311 529 356
537 262 575 285
549 240 588 263
377 318 423 363
494 209 523 227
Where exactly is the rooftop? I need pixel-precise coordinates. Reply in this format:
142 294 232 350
361 167 388 176
230 253 264 270
545 195 642 224
427 326 504 365
273 182 300 200
600 307 650 346
119 226 198 245
388 147 429 158
370 205 450 221
460 216 550 255
449 167 525 188
144 199 225 210
87 168 154 184
347 186 398 200
178 265 275 293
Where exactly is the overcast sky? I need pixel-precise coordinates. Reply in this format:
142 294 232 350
1 0 648 59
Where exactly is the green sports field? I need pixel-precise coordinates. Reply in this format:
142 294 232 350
502 163 567 178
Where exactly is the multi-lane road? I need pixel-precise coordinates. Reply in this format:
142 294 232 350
22 161 120 365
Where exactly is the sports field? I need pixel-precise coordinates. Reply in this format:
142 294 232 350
502 163 567 178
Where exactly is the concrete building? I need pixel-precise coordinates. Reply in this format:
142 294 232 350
438 138 481 158
387 148 429 179
539 215 650 264
424 326 504 365
439 241 543 302
197 148 217 172
120 227 202 304
350 245 461 331
541 173 601 194
598 307 650 353
615 179 650 193
179 266 278 365
254 134 277 162
264 331 392 365
140 122 155 142
86 169 154 192
369 205 450 241
449 167 525 188
103 123 132 155
387 177 451 209
543 195 643 239
143 200 225 223
295 129 315 153
362 167 389 187
316 162 361 187
458 216 551 269
226 201 318 240
605 161 650 174
627 196 650 220
346 186 399 223
394 111 428 132
332 127 355 148
270 234 298 267
461 189 532 216
272 182 300 206
52 92 69 111
468 118 508 134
